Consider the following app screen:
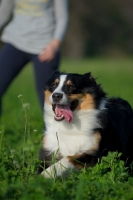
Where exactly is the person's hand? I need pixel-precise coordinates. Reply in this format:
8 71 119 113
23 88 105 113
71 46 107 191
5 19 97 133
38 39 60 62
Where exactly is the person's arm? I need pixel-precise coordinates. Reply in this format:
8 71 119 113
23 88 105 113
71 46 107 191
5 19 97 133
53 0 69 43
0 0 14 29
38 0 68 62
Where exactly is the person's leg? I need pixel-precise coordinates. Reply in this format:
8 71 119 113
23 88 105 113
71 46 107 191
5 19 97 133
0 98 1 116
31 51 61 109
0 43 29 115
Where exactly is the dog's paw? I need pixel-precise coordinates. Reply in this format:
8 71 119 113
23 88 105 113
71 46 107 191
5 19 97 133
41 167 55 179
40 158 72 178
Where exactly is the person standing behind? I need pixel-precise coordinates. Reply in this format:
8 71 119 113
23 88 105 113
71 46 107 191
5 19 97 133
0 0 68 115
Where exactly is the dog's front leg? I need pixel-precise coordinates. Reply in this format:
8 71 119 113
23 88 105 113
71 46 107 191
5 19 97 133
41 157 74 178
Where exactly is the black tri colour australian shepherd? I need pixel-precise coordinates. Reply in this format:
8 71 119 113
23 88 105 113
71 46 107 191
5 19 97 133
38 71 133 178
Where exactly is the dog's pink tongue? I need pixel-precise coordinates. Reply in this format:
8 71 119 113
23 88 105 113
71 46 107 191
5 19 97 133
56 105 73 122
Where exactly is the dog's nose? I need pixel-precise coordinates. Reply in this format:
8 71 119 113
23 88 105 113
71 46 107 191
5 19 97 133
52 93 63 102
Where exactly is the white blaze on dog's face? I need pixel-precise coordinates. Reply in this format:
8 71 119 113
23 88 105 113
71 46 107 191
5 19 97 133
44 71 106 123
49 74 68 105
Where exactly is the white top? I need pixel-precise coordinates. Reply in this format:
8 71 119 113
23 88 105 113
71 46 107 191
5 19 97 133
0 0 68 54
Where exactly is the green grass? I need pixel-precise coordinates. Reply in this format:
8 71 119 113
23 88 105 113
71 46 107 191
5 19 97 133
0 57 133 199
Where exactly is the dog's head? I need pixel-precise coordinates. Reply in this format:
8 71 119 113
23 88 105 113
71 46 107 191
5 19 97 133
44 71 106 123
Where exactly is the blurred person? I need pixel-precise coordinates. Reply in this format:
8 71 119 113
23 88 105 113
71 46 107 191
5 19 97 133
0 0 68 115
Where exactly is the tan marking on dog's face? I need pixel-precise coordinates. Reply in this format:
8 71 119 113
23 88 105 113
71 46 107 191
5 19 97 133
68 132 101 169
44 90 52 105
66 80 73 85
66 80 75 90
68 93 95 110
55 78 59 84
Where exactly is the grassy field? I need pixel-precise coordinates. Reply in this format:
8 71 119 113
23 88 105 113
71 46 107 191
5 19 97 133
0 57 133 199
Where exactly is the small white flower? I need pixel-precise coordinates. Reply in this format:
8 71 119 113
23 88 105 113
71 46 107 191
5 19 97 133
22 103 30 109
33 129 37 132
18 94 23 98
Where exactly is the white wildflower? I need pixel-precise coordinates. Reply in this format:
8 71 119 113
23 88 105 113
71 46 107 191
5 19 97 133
22 102 30 109
18 94 23 98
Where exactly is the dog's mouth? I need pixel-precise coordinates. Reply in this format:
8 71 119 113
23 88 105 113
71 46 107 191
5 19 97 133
52 100 78 123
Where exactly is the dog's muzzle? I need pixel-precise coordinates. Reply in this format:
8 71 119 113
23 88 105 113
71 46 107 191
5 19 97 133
51 92 73 122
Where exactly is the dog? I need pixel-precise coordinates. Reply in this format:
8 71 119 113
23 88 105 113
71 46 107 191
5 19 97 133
38 71 133 178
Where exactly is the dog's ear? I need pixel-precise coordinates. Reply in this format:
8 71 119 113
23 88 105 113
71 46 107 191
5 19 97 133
82 72 96 85
45 70 60 87
51 70 60 77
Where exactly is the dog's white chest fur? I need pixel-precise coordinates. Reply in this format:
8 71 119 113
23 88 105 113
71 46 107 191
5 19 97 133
43 104 101 156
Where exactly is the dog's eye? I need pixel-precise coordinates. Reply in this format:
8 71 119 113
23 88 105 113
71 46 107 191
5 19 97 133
51 83 57 89
68 84 75 90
